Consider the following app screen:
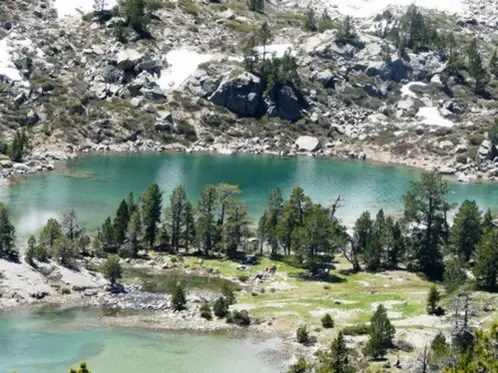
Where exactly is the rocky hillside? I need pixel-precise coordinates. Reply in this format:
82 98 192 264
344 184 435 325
1 0 498 181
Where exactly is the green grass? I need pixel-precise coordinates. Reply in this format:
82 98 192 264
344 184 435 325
224 20 258 33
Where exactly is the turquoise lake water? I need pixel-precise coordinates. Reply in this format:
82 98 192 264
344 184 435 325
0 308 286 373
1 153 498 236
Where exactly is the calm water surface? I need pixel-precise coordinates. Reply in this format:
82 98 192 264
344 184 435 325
0 307 286 373
1 153 497 236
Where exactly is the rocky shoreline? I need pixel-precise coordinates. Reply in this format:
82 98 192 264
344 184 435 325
1 134 496 188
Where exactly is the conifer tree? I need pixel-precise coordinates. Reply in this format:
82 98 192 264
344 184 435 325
121 210 141 258
258 21 272 75
183 201 195 251
366 304 395 359
103 255 122 286
243 34 259 73
449 200 482 262
223 199 248 259
172 282 187 311
304 7 317 32
113 199 130 246
98 217 117 254
318 9 334 33
196 185 217 256
489 50 498 78
473 228 498 291
166 185 188 252
39 218 62 249
426 285 441 315
0 203 16 260
140 183 163 249
260 188 283 257
467 38 490 93
328 331 354 373
482 208 495 233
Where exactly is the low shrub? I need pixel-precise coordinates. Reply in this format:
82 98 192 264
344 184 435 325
238 274 249 282
221 283 236 306
213 296 229 318
226 310 250 326
296 326 309 344
200 303 212 320
321 313 334 328
342 324 369 336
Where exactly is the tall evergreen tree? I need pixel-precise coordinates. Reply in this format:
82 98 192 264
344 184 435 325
166 185 188 252
328 331 354 373
0 203 15 259
352 211 374 271
216 183 240 227
258 21 272 75
467 38 490 93
9 130 28 162
183 201 195 251
61 209 82 242
482 208 495 233
140 184 163 249
243 34 260 73
196 185 217 256
403 172 449 279
103 255 122 286
39 218 62 249
385 217 405 268
449 200 482 262
121 210 141 258
426 285 441 315
261 188 283 256
366 304 396 359
113 199 130 246
98 217 117 254
473 228 498 291
246 0 264 12
223 199 248 258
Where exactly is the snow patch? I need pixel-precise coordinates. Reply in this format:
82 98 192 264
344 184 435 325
277 0 468 18
401 81 427 98
156 49 213 92
53 0 118 17
0 38 30 87
416 107 455 128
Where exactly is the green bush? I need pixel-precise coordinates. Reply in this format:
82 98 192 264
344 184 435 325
221 283 236 306
176 121 197 141
200 303 212 320
321 313 334 328
0 142 7 155
171 282 187 311
213 296 229 318
342 324 369 336
456 154 467 164
226 310 251 326
237 274 249 282
469 135 484 146
296 326 309 344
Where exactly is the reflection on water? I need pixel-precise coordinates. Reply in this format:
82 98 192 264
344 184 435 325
0 307 287 373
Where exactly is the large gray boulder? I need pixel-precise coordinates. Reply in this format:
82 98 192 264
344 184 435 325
116 49 143 70
365 57 407 82
210 72 266 117
100 65 123 83
313 69 335 88
476 139 496 165
186 69 221 98
267 82 307 121
407 51 446 81
295 136 320 152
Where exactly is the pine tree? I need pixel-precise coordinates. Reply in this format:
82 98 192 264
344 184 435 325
98 217 117 254
318 9 334 33
443 259 466 294
287 356 309 373
304 7 317 32
328 331 354 373
277 187 310 256
120 210 141 258
403 172 449 279
61 209 82 242
482 208 495 233
489 50 498 78
385 218 405 268
166 185 188 252
467 38 490 93
353 211 374 271
449 200 482 262
366 304 395 359
336 16 357 43
113 199 130 246
258 21 272 75
261 188 283 257
171 282 187 311
183 201 195 251
122 0 149 33
426 285 441 315
196 185 217 256
9 130 27 162
243 34 259 73
473 228 498 291
0 203 16 260
140 183 163 249
39 218 62 249
103 255 122 286
246 0 264 12
223 199 248 259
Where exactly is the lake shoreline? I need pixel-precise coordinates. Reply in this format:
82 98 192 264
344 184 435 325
1 139 495 188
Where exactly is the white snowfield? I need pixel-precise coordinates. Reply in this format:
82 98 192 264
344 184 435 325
400 81 427 98
276 0 467 17
0 35 32 87
53 0 118 17
416 106 455 128
156 49 213 92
